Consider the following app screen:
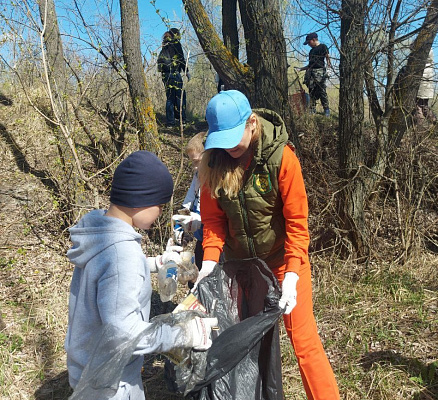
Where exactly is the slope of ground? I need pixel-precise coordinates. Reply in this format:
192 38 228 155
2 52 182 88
0 95 437 400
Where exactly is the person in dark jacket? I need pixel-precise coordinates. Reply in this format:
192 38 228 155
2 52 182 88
157 29 190 126
295 32 332 116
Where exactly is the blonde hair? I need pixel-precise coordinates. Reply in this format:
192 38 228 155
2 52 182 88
186 131 206 155
199 114 262 198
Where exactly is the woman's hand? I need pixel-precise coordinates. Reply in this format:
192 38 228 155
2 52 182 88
191 260 216 290
279 272 299 314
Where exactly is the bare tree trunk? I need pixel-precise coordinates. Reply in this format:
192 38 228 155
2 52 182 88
220 0 239 91
37 0 68 125
222 0 239 57
337 0 368 260
119 0 160 153
183 0 298 146
237 0 290 117
183 0 253 95
389 0 438 144
345 0 438 263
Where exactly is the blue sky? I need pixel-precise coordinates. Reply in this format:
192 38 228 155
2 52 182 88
134 1 348 68
133 1 436 68
4 0 430 73
135 1 317 64
138 1 187 47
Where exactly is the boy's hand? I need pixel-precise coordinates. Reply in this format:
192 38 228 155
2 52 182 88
148 239 183 273
156 238 184 270
172 212 202 233
185 316 218 350
165 237 183 253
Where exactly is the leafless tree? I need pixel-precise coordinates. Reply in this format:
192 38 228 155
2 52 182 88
37 0 97 224
183 0 298 144
337 0 368 259
296 0 437 260
119 0 161 153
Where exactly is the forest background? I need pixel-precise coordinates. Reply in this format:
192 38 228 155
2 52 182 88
0 0 437 399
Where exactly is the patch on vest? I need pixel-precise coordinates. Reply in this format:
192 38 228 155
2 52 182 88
252 171 272 194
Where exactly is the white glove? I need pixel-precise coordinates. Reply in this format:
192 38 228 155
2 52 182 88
172 212 202 233
155 238 184 270
165 237 184 253
279 272 299 315
191 260 216 290
184 316 218 350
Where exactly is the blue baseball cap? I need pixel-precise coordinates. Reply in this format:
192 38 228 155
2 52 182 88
204 90 252 150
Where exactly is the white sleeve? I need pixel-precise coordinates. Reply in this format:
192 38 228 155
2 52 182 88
145 256 158 273
182 175 198 210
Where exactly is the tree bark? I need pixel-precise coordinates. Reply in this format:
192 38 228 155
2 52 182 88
237 0 290 117
37 0 69 125
343 0 438 262
183 0 297 145
119 0 160 153
37 0 92 224
183 0 253 96
222 0 239 58
389 0 438 144
220 0 240 90
337 0 368 260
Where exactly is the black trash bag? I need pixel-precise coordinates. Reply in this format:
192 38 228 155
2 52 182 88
186 257 284 400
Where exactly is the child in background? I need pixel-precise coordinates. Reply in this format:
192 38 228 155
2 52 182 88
65 151 217 400
172 131 207 277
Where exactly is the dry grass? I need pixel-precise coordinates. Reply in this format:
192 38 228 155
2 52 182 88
0 152 71 399
0 84 437 400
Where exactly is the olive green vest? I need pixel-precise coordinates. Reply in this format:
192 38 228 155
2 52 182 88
217 108 291 269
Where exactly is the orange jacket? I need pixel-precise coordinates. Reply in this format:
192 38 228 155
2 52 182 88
200 145 309 275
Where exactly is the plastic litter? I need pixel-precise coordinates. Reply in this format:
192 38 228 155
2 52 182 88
157 260 178 302
178 250 199 284
69 258 284 400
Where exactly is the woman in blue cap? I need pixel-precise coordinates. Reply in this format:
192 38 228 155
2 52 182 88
196 90 340 399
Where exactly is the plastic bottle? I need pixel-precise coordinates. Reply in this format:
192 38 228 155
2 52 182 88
178 251 199 284
158 260 178 302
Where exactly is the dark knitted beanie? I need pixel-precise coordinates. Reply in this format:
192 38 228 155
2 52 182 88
110 151 173 208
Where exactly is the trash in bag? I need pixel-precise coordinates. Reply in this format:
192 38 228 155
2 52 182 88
176 257 284 400
69 310 208 400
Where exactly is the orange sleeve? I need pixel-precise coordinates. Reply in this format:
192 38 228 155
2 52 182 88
279 145 310 274
200 186 227 262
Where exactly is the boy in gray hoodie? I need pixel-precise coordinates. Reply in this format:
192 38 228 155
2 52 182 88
65 151 217 400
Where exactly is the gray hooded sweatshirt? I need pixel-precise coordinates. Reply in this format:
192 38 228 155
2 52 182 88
65 210 177 390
